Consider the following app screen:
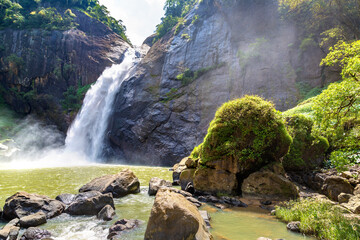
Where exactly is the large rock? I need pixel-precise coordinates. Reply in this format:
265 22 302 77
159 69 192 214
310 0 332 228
79 169 140 197
144 188 213 240
148 177 172 196
341 195 360 214
322 176 354 201
0 218 19 240
107 219 144 239
97 205 115 221
20 227 52 240
65 191 115 216
2 192 65 220
179 168 196 190
19 212 47 228
241 171 299 200
193 168 237 195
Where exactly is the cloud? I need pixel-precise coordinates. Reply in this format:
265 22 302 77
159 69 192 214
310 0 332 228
99 0 166 46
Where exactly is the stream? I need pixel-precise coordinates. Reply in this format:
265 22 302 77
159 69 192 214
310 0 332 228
0 164 312 240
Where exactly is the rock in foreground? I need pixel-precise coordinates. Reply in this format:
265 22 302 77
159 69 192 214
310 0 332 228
2 192 65 220
97 205 116 221
0 218 20 240
145 188 213 240
107 219 144 239
79 169 140 197
64 191 115 216
148 177 172 196
19 212 47 228
20 227 52 240
241 170 299 200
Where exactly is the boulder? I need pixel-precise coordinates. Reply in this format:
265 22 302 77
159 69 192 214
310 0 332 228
172 157 188 184
193 168 237 195
7 226 20 240
65 191 115 216
338 193 353 204
286 221 301 232
179 168 196 190
341 195 360 214
79 169 140 197
148 177 172 196
354 184 360 195
241 171 299 200
144 188 213 240
19 212 47 228
0 218 19 240
97 205 115 221
199 211 211 228
20 227 52 240
107 219 144 239
2 192 65 220
322 176 354 201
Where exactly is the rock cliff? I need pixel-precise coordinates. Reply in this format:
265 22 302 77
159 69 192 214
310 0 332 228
0 9 129 131
107 0 339 166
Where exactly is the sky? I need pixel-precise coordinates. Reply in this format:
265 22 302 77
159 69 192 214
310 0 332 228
98 0 166 46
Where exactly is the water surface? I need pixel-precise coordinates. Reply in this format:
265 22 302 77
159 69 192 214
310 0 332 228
0 165 312 240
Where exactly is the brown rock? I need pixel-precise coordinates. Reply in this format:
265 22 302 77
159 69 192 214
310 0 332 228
341 195 360 214
0 218 19 240
148 177 172 196
179 168 196 190
322 176 354 201
172 157 188 184
66 192 114 216
97 205 115 221
79 169 140 197
107 219 143 239
354 184 360 195
20 227 52 240
338 193 353 204
286 221 301 232
144 188 213 240
193 168 237 195
2 192 65 220
241 171 299 200
19 212 47 228
185 157 198 168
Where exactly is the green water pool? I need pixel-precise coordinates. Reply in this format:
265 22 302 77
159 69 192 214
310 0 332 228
0 164 312 240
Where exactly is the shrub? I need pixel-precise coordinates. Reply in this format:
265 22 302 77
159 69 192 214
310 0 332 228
282 114 329 171
276 198 360 240
197 96 292 174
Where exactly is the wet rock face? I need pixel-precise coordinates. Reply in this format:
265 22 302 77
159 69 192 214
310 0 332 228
107 219 144 239
108 0 336 166
144 188 213 240
0 9 129 131
20 227 52 240
19 212 47 228
148 177 172 196
79 169 140 197
2 192 65 220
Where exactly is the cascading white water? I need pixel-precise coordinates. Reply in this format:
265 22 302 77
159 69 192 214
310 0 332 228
65 49 139 161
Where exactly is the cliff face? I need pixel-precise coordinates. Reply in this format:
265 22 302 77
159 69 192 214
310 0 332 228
0 10 129 131
107 0 339 166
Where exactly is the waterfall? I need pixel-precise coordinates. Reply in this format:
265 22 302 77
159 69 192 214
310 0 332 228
65 49 139 161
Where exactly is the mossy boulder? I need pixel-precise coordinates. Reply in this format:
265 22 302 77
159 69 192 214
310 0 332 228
191 95 292 194
282 114 329 171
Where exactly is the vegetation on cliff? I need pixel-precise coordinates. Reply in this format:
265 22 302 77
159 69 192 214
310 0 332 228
276 199 360 239
0 0 129 43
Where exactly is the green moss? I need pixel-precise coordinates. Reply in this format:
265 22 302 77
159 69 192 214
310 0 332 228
282 114 329 171
175 63 226 86
276 199 360 240
196 96 292 172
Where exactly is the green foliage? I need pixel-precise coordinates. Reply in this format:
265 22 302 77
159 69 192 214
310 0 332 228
282 114 329 171
276 198 360 240
295 81 327 102
175 63 226 86
181 33 190 40
329 149 360 172
279 0 360 41
315 40 360 152
283 98 316 118
5 54 24 68
161 87 183 103
299 35 317 52
153 0 197 42
196 96 292 167
61 83 92 111
0 0 130 43
237 38 267 69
